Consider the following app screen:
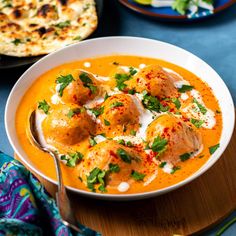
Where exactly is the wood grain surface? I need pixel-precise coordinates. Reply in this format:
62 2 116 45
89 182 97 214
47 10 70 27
15 124 236 236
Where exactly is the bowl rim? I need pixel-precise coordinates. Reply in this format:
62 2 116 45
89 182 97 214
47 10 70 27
5 36 235 200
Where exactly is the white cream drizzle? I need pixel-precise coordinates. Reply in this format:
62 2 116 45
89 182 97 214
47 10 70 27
117 182 130 192
182 89 216 129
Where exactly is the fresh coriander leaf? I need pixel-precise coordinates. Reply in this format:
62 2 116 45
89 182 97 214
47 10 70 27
129 67 137 76
73 35 82 41
97 170 106 185
193 98 207 115
209 143 220 154
128 88 136 94
159 162 167 168
55 20 70 28
190 118 204 128
172 0 191 15
104 92 110 101
126 141 133 147
79 72 93 84
115 73 130 91
171 166 181 174
117 148 131 163
171 97 181 109
104 119 110 126
110 102 124 108
89 137 97 147
117 139 125 145
160 104 170 112
178 84 194 93
180 152 191 162
142 93 160 112
131 170 146 181
60 155 67 161
38 100 50 114
90 106 104 117
87 84 97 94
98 184 107 193
67 108 81 118
130 130 136 136
109 163 120 173
67 152 83 167
56 74 75 96
12 38 22 46
151 136 168 155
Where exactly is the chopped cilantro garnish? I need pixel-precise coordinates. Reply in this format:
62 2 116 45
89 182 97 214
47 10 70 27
89 137 97 147
56 74 75 96
79 72 97 94
87 84 97 94
79 72 93 84
67 108 82 118
115 73 130 91
130 130 136 136
159 162 167 168
129 67 137 76
12 38 22 46
180 152 192 162
117 148 132 164
110 102 124 108
128 88 136 94
117 139 125 145
104 119 110 126
104 92 110 101
178 85 194 93
55 20 70 29
172 0 190 15
190 118 204 128
73 35 82 41
86 167 107 192
151 136 168 156
126 141 133 147
90 106 104 117
193 98 207 115
98 184 107 193
130 170 146 181
66 152 83 167
38 100 50 114
160 104 170 112
109 163 120 173
171 97 181 109
209 143 220 154
171 166 181 174
142 92 161 112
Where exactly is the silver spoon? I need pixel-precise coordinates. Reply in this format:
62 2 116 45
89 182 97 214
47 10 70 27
29 110 83 234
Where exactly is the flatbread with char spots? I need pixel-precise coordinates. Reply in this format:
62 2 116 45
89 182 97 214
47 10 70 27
0 0 98 57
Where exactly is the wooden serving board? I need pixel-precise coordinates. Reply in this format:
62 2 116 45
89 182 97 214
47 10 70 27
15 122 236 236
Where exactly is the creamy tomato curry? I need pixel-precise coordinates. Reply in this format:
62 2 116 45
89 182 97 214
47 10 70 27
16 55 222 194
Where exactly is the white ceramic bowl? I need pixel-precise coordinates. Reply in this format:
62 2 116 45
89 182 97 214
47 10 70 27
5 37 235 200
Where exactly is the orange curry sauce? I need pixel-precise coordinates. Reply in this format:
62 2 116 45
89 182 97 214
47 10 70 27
16 55 222 194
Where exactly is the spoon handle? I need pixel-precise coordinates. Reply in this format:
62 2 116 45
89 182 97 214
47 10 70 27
50 150 83 234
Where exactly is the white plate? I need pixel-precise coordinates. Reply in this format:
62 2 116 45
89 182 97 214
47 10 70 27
5 37 235 200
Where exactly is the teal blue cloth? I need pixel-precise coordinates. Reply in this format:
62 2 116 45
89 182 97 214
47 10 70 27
0 151 101 236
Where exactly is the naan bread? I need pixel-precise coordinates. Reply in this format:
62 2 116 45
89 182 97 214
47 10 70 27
0 0 98 57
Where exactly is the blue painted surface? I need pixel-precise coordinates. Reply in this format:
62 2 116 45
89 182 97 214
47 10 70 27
0 0 236 234
127 0 231 19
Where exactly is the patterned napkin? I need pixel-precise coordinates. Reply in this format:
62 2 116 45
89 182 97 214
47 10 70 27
0 151 101 236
